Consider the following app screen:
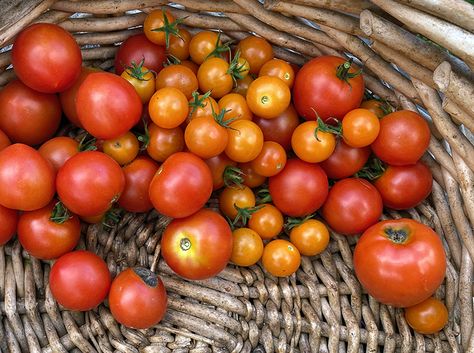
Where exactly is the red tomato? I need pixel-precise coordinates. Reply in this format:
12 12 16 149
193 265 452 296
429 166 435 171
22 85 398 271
146 123 184 162
76 72 142 140
0 144 55 211
49 250 111 311
269 159 328 217
371 110 430 165
38 137 79 172
319 139 371 179
0 129 11 151
354 219 447 307
0 80 61 146
0 205 18 246
250 141 287 177
12 23 82 93
405 297 448 334
114 33 166 75
109 267 167 329
161 209 233 280
374 161 433 210
118 156 159 213
149 152 213 218
18 201 80 260
322 178 382 236
293 56 364 121
56 151 125 217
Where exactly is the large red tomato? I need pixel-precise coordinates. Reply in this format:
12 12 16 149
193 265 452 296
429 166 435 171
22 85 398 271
0 205 18 246
322 178 383 235
292 56 364 122
161 209 233 280
109 267 167 329
0 144 55 211
269 158 328 217
76 72 142 140
49 250 111 311
12 23 82 93
149 152 213 218
56 151 125 217
354 219 447 307
0 80 61 146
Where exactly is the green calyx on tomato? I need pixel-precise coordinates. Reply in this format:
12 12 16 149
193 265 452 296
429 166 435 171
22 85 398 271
204 32 231 61
151 9 185 49
226 50 248 82
336 58 362 85
189 90 211 117
49 201 72 224
284 213 316 232
223 165 244 188
133 267 158 287
230 204 265 229
355 157 386 180
255 188 272 205
124 59 153 81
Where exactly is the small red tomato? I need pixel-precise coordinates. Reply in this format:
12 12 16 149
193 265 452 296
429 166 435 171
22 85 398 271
0 205 18 246
405 297 448 334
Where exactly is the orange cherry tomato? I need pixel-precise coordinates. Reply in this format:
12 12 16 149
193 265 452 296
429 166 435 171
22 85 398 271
360 99 391 119
225 120 264 163
233 75 254 96
291 121 336 163
262 239 301 277
219 185 255 220
146 123 184 162
168 28 192 60
250 141 287 177
238 162 267 189
246 76 291 119
143 10 177 47
259 58 295 88
230 227 264 267
188 93 219 122
121 62 155 104
155 64 198 100
197 57 234 99
102 131 140 166
289 219 329 256
404 297 448 334
148 87 189 128
236 35 274 75
248 204 284 240
218 93 253 123
189 31 222 65
342 108 380 148
184 116 228 159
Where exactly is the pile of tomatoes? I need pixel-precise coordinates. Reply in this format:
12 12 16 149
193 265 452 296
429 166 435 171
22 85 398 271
0 9 448 334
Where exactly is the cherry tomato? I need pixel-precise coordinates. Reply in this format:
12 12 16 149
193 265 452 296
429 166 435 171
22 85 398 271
354 219 447 307
184 114 229 159
180 60 199 75
219 185 256 220
56 151 125 217
233 75 254 96
246 76 291 119
218 93 253 122
360 99 390 119
342 108 380 148
168 28 192 60
49 250 111 311
146 123 184 162
0 205 18 246
225 120 263 163
197 57 233 99
291 121 336 163
371 110 430 165
143 10 177 46
204 154 237 190
250 141 287 177
230 228 264 267
259 58 295 88
236 36 274 75
269 159 328 217
38 137 79 173
189 31 222 65
102 131 140 166
0 144 55 211
155 64 198 100
262 239 301 277
149 87 189 129
121 62 155 104
405 297 448 334
188 93 219 122
289 219 329 256
161 209 233 280
12 23 82 93
109 267 167 329
149 152 212 218
239 162 267 189
248 204 284 240
0 79 61 146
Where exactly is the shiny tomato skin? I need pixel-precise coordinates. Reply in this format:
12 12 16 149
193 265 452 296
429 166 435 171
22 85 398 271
374 161 433 210
219 185 256 220
341 108 380 148
197 57 233 99
289 219 329 256
155 64 198 100
0 129 11 151
189 31 222 65
404 297 448 334
102 131 140 166
248 203 284 240
169 28 191 60
76 72 142 140
121 65 155 104
118 156 159 213
262 239 301 277
236 36 274 75
143 10 175 46
239 162 267 189
12 23 82 93
258 58 295 88
218 93 253 123
114 33 166 75
353 219 447 307
161 209 233 280
18 201 81 260
371 110 430 165
109 267 167 329
146 123 185 162
149 152 213 218
322 178 382 236
148 87 189 129
49 250 111 311
291 121 336 163
293 56 364 121
225 120 264 163
0 79 61 146
269 159 328 217
230 228 264 267
56 151 125 217
0 144 55 211
250 141 287 177
246 76 291 119
184 116 228 159
0 205 18 246
38 137 79 172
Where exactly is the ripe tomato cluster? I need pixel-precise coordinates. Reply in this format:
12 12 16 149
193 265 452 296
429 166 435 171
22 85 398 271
0 9 447 334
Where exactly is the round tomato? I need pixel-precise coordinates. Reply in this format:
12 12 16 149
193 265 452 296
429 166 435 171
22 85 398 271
118 156 159 213
39 137 79 172
197 57 233 99
404 297 448 334
184 116 228 159
342 108 380 148
49 250 111 311
12 23 82 93
269 159 328 217
319 139 371 179
258 58 295 88
289 219 329 256
250 141 287 177
236 36 274 75
374 161 433 210
161 209 233 280
291 121 336 163
262 239 301 277
0 205 18 246
149 152 212 218
18 201 80 260
233 75 254 96
230 228 264 267
109 267 167 329
189 31 222 65
0 129 11 151
225 120 263 163
149 87 189 128
121 62 155 104
293 56 364 121
114 33 166 75
248 204 284 240
146 123 184 162
246 76 291 119
322 178 382 236
188 93 219 122
204 154 237 190
371 110 430 165
239 162 267 189
143 9 177 47
353 219 447 307
181 60 199 75
218 93 253 122
0 79 61 146
76 72 142 140
219 185 256 220
168 28 191 60
56 151 125 217
155 64 198 100
0 144 55 211
102 131 140 166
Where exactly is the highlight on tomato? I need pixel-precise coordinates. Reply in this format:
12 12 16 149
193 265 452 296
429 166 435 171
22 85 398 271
404 297 448 334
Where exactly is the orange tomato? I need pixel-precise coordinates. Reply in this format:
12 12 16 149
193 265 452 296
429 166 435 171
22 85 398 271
230 227 264 267
246 76 291 119
262 239 301 277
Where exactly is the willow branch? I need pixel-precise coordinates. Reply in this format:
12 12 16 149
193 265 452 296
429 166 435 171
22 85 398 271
452 152 474 231
59 13 146 32
442 98 474 133
370 0 474 70
284 0 377 15
51 0 165 14
172 0 248 14
74 28 142 46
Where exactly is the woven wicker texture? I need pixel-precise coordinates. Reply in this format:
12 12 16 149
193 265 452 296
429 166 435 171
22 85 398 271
0 0 473 352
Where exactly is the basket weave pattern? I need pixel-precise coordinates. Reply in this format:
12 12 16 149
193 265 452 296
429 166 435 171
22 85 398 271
0 1 473 352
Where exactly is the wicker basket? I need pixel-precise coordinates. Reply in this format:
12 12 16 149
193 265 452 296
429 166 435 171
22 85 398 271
0 0 473 352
